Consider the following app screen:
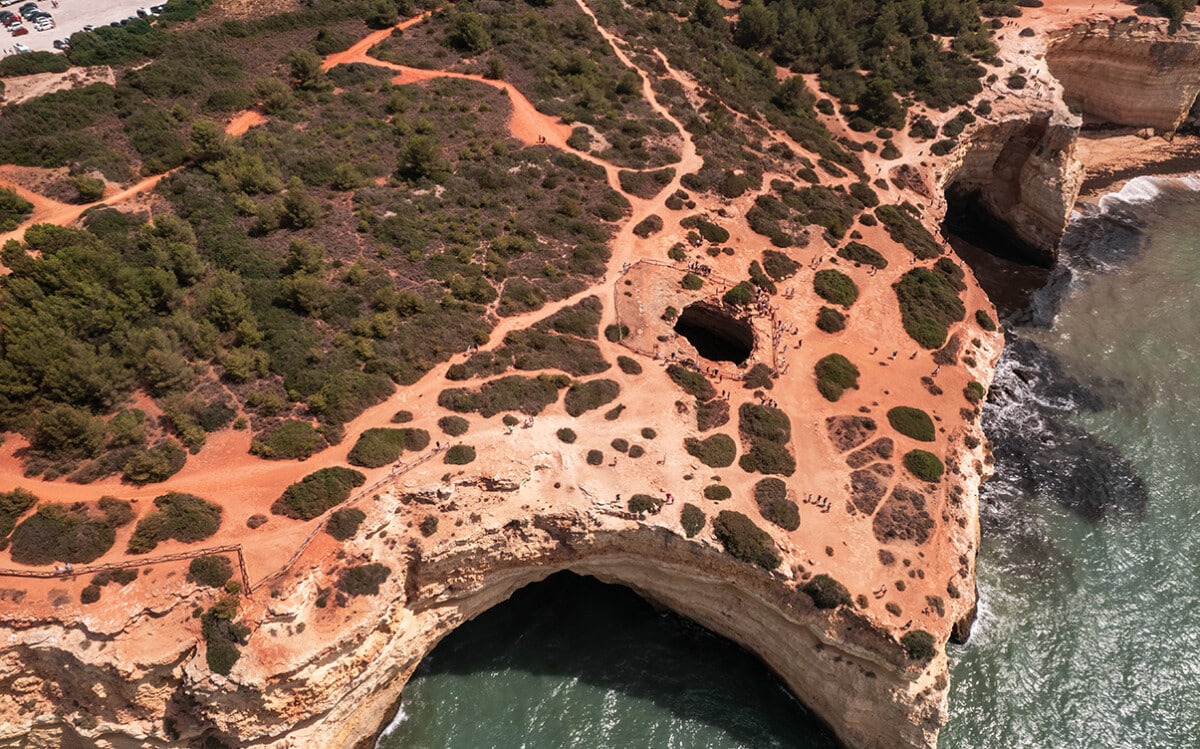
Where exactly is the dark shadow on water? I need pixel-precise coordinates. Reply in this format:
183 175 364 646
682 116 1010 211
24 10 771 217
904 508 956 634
384 572 839 749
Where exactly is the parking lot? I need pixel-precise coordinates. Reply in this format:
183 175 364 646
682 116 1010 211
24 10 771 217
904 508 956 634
1 0 162 57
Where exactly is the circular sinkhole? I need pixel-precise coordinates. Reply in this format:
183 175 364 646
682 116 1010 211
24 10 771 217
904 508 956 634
673 302 754 364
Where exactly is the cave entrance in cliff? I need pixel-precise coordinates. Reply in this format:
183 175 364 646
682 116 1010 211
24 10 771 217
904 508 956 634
673 302 754 364
942 183 1054 318
378 572 838 746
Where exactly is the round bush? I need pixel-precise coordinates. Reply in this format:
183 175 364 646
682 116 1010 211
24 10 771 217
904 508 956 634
557 428 577 443
641 428 657 440
438 416 469 437
80 584 101 605
628 444 645 458
754 478 799 531
813 269 858 307
250 420 322 460
680 503 706 537
419 515 438 537
617 356 643 375
802 574 852 609
348 428 430 468
188 555 234 589
391 410 414 424
815 354 860 402
628 494 663 515
685 433 737 468
444 445 476 465
247 514 268 529
704 484 731 501
975 309 997 332
903 450 945 482
127 493 222 554
816 306 846 333
586 449 604 466
887 407 936 442
901 629 937 660
611 438 629 453
565 379 621 417
271 467 366 520
339 563 391 596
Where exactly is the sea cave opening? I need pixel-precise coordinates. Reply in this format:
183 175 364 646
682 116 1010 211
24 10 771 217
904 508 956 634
942 183 1055 319
375 572 836 748
673 302 755 364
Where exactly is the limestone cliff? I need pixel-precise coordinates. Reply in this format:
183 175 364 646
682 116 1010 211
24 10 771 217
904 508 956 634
1047 19 1200 132
939 110 1085 266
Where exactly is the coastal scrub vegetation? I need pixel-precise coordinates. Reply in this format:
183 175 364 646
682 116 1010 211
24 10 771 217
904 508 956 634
564 379 622 417
339 562 392 596
556 428 577 443
203 592 250 676
250 420 323 460
443 444 477 465
895 259 967 348
680 503 706 537
127 492 222 554
814 354 860 402
438 416 470 437
188 555 234 589
628 494 664 516
271 466 366 520
876 205 942 259
837 242 888 269
738 403 796 476
325 507 367 541
685 433 738 468
704 484 731 501
347 428 430 468
8 497 133 565
901 629 937 660
802 574 852 609
439 375 569 418
816 306 846 333
667 364 717 401
903 449 945 482
887 407 936 442
713 510 780 570
813 269 858 308
753 478 800 531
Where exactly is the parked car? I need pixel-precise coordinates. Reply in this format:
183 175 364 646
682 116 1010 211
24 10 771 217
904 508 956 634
82 23 94 31
0 0 19 7
12 40 29 52
10 24 27 35
150 4 167 12
52 37 66 49
33 18 51 30
3 17 20 29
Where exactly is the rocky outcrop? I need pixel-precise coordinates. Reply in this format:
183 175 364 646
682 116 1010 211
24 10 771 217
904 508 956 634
0 509 958 749
940 110 1085 266
1047 19 1200 132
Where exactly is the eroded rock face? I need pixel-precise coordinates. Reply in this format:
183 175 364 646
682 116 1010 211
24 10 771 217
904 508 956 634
0 514 953 749
940 110 1084 266
1047 20 1200 132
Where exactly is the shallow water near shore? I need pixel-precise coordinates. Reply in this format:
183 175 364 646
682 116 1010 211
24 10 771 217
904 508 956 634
377 180 1200 748
941 179 1200 747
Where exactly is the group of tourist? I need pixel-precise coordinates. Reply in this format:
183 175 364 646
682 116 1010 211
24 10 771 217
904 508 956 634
685 260 713 276
804 493 833 514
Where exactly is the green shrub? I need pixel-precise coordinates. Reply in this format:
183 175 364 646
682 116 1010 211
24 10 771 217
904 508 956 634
837 242 888 269
931 139 957 156
681 273 704 291
444 444 476 465
813 269 858 307
9 498 133 565
564 379 621 417
802 574 852 609
188 555 234 588
965 381 985 404
628 494 664 515
762 250 800 281
391 410 414 424
272 467 366 520
887 407 936 442
611 438 630 453
80 584 102 604
722 281 755 307
641 427 657 440
876 205 941 259
127 493 222 554
742 363 774 390
737 403 796 476
815 354 860 402
437 416 469 437
975 309 998 331
754 478 800 531
586 449 604 466
604 324 630 342
628 444 645 458
0 51 71 76
339 563 391 596
680 503 706 537
633 215 664 237
557 428 577 443
617 356 643 375
326 507 366 541
901 629 937 660
712 511 780 570
419 514 438 536
816 306 846 333
685 433 737 467
704 484 731 501
895 264 966 348
250 420 322 460
667 364 716 401
122 440 187 485
903 449 945 482
348 428 430 468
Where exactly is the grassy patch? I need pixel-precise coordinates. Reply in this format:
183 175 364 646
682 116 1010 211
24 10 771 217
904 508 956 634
704 484 731 501
975 309 997 331
617 356 643 375
762 250 800 281
901 629 937 660
188 555 234 589
628 494 664 515
696 398 730 431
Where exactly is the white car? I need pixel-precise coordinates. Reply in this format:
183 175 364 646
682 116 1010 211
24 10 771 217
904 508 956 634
12 41 29 52
33 17 50 30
